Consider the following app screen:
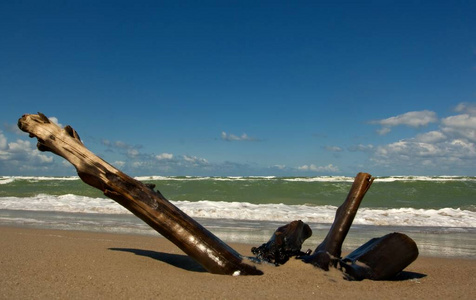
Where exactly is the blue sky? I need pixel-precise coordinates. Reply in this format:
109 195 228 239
1 0 475 176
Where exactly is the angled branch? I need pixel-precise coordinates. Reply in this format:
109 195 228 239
304 172 374 269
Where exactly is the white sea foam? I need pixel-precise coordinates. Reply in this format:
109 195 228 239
283 175 475 183
134 176 210 181
282 176 355 182
0 178 15 185
2 175 475 183
134 175 278 181
1 194 475 228
0 194 128 214
134 175 475 182
0 176 80 183
375 176 476 182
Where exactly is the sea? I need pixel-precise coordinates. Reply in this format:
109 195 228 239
1 175 475 259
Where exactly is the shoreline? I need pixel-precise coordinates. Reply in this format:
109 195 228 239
2 209 475 259
2 226 475 299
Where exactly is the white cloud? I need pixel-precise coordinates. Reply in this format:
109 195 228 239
8 139 30 152
221 131 258 141
0 138 53 165
442 114 476 129
454 102 476 114
441 114 476 142
415 131 447 143
376 127 391 136
156 153 174 160
126 149 139 158
371 110 438 135
298 163 339 173
372 137 475 171
183 155 209 165
438 102 476 142
48 117 63 128
378 110 438 127
375 140 439 158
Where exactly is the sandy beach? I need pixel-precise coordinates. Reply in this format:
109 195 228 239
1 226 475 299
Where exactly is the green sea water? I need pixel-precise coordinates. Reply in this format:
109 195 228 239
1 176 474 211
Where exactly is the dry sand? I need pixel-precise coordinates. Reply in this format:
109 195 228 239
1 226 475 299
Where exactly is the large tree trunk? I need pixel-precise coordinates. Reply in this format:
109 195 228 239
18 113 262 275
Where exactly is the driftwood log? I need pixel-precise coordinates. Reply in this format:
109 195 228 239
303 172 374 270
253 173 419 280
19 113 419 280
18 113 262 275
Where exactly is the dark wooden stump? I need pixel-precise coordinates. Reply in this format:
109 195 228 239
339 232 419 281
251 220 312 265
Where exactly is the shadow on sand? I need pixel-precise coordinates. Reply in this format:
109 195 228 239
109 248 207 273
108 247 426 280
391 271 427 281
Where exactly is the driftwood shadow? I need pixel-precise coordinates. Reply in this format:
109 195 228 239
109 248 207 273
391 271 427 281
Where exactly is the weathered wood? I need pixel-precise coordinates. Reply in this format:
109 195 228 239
18 113 262 275
303 172 374 270
301 173 419 280
339 232 419 281
251 220 312 265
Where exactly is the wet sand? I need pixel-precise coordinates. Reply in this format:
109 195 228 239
1 226 475 299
